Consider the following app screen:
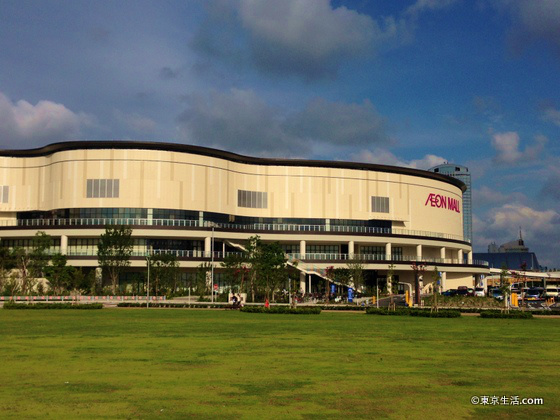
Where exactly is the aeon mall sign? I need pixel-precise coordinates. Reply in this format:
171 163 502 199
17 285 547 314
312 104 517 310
425 193 461 213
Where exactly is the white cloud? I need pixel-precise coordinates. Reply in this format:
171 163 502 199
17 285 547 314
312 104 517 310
405 0 460 16
177 89 390 157
113 110 157 133
491 131 547 164
498 0 560 55
473 186 527 208
352 149 446 170
0 92 94 148
542 107 560 127
474 203 560 267
193 0 410 80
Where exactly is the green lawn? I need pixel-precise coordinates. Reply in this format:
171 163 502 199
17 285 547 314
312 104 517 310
0 309 559 420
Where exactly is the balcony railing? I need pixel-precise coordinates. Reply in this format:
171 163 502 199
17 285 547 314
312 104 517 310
64 249 487 266
1 217 469 242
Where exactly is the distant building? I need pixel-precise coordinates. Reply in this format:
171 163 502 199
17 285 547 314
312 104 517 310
429 163 472 243
474 231 540 271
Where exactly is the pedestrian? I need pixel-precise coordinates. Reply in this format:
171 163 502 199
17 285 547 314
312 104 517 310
265 298 270 309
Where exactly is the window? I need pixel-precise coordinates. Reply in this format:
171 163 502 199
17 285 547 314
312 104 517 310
86 179 120 198
371 196 389 213
0 186 9 203
238 190 268 209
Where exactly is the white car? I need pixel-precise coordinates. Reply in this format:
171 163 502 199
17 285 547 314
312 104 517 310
545 286 559 299
474 287 485 297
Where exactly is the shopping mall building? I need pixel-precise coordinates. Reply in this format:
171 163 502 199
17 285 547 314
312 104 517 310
0 141 489 293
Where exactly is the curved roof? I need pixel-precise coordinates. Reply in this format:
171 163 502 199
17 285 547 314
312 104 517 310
0 140 467 192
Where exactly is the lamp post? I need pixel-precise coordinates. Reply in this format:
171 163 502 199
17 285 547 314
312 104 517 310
376 277 379 308
146 255 150 309
211 224 215 304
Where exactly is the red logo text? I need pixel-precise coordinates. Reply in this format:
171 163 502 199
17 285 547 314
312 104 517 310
425 193 461 213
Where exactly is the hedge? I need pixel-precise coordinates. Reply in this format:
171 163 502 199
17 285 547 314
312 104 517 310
240 306 321 315
117 302 225 309
3 301 103 310
365 308 461 318
320 305 366 311
479 310 533 319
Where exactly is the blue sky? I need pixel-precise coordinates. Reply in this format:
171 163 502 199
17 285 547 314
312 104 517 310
0 0 559 267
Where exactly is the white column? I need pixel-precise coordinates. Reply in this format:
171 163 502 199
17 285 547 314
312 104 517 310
300 240 306 258
60 235 68 255
385 243 392 260
440 247 446 262
416 244 422 261
147 208 153 226
348 240 355 258
198 211 204 227
325 219 331 232
468 251 473 264
458 249 463 264
204 237 211 258
441 271 447 291
300 271 306 294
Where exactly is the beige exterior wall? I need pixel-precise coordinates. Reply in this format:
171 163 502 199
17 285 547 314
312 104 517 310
0 147 463 237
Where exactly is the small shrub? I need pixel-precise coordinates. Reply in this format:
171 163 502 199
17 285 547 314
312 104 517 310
365 307 461 318
3 301 103 310
240 306 321 315
479 310 533 319
321 305 366 311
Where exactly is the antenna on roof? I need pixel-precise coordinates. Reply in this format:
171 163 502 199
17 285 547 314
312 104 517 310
519 227 524 245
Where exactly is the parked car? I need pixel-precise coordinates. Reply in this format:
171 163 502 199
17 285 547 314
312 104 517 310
474 287 485 297
525 287 545 301
457 286 474 296
544 286 559 299
491 289 504 301
442 289 458 297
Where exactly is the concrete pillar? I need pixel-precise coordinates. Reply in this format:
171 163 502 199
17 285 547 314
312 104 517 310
147 208 153 226
416 244 422 261
458 249 463 264
300 240 306 258
204 237 211 258
325 219 331 232
299 271 306 294
385 243 392 260
468 251 473 264
348 240 355 258
440 247 446 262
441 271 447 291
60 235 68 255
198 211 204 227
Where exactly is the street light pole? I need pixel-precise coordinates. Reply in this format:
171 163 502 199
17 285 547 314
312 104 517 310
146 255 150 309
376 277 379 308
211 225 215 304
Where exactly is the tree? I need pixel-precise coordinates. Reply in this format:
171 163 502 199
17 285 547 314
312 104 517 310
148 253 180 295
97 226 133 294
429 267 442 313
196 262 213 296
410 262 427 306
45 253 75 295
346 258 365 293
70 268 97 294
221 252 249 294
11 231 52 294
500 264 511 313
253 241 288 301
386 264 397 311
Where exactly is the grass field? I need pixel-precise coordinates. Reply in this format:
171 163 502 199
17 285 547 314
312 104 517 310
0 309 559 420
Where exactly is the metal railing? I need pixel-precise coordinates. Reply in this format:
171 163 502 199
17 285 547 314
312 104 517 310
0 217 469 242
63 248 487 266
288 253 488 266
